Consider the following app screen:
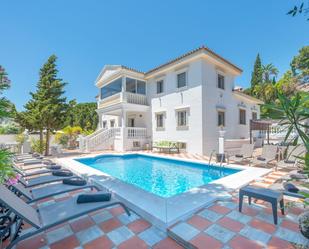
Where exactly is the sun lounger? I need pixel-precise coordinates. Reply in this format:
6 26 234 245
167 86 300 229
228 144 254 164
251 145 278 167
0 185 130 249
13 165 58 178
277 145 306 169
9 181 100 201
18 173 75 188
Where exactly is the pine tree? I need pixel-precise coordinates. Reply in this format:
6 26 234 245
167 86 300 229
250 54 263 95
36 55 68 155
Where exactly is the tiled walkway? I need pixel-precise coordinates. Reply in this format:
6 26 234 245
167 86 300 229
5 185 308 249
168 198 307 248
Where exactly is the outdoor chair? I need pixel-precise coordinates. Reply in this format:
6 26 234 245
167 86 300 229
12 165 61 178
9 180 100 202
228 144 254 164
251 144 278 167
0 185 130 249
18 171 76 188
277 144 306 170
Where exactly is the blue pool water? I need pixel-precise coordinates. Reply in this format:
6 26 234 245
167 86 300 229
76 154 240 198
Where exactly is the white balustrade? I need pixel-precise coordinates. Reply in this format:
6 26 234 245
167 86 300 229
80 127 120 152
126 127 147 139
123 92 147 105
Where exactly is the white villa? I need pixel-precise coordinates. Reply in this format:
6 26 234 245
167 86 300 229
81 46 263 155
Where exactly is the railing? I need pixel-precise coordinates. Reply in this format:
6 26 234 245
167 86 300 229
123 92 147 105
126 127 147 139
79 127 120 152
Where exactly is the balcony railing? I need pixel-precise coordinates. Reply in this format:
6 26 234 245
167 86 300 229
123 92 147 105
97 92 148 109
126 127 147 139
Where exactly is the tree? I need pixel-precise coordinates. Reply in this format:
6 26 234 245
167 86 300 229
291 46 309 84
275 70 298 97
262 63 279 83
36 55 68 155
250 54 263 94
64 102 98 131
0 66 15 183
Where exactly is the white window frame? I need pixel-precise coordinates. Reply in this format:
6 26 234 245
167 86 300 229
239 109 246 125
175 68 188 90
156 79 164 95
110 119 115 128
217 73 225 90
217 110 225 127
155 112 165 131
175 108 189 130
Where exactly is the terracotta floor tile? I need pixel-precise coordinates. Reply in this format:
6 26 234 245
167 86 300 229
229 235 263 249
249 218 276 234
70 216 95 233
110 206 125 216
209 204 231 215
84 235 114 249
267 236 295 249
289 207 303 215
281 220 299 232
50 235 79 249
16 234 46 249
153 237 184 249
217 217 244 232
118 236 148 249
187 215 212 230
242 206 259 216
127 219 151 234
99 217 122 233
190 233 222 249
264 207 284 218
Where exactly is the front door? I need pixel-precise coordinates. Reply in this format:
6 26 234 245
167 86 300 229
128 118 135 127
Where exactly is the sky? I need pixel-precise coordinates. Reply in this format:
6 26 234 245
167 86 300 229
1 0 308 110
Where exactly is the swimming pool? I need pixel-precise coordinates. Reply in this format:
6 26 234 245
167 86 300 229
76 154 241 198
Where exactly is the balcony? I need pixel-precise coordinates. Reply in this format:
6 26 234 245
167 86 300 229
97 92 148 109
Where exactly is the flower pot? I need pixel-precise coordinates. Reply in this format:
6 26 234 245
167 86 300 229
299 211 309 239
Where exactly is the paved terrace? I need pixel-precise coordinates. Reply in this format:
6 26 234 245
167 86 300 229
5 152 308 249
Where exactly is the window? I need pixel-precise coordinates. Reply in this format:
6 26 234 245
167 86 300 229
126 78 146 95
156 114 164 128
100 78 122 100
252 112 257 120
110 120 115 128
102 121 107 129
156 80 164 94
128 118 135 127
218 111 225 127
218 74 225 89
177 111 187 127
177 72 187 88
239 109 246 125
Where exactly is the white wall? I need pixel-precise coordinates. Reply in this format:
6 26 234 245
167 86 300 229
201 60 260 155
148 59 204 154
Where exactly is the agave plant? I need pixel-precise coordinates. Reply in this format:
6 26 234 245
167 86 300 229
267 91 309 168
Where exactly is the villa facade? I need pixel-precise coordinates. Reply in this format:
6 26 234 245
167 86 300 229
81 46 263 155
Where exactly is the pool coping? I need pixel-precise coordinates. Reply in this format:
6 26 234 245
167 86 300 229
56 152 271 230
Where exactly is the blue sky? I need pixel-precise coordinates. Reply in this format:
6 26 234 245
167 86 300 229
1 0 308 110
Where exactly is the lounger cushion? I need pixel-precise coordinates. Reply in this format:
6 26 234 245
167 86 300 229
47 165 61 170
39 194 117 226
283 183 299 193
257 156 266 161
52 171 73 177
284 159 295 164
63 178 87 186
235 154 243 158
43 161 56 166
77 193 111 203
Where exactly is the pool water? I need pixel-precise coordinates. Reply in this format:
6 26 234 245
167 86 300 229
76 154 240 198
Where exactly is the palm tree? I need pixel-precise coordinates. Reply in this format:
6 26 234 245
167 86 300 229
262 63 279 83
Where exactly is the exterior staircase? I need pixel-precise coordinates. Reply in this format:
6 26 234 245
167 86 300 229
79 127 120 152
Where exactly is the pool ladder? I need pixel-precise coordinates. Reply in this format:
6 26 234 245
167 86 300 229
208 150 228 167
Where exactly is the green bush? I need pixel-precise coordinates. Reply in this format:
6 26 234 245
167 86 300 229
30 138 45 154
